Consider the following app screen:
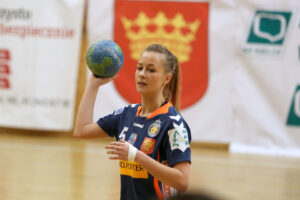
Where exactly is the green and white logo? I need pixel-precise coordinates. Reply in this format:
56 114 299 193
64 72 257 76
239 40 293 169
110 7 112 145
248 10 292 45
243 10 293 57
287 85 300 126
168 122 189 152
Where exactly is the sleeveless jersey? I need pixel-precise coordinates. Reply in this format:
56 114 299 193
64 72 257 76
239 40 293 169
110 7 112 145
97 102 192 200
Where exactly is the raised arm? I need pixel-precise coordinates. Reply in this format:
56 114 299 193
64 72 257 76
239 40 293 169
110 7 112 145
73 75 116 138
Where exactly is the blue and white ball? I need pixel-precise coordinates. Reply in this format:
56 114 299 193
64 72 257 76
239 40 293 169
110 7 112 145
86 40 124 77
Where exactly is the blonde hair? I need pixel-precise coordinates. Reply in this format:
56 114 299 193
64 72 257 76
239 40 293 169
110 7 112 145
144 44 182 111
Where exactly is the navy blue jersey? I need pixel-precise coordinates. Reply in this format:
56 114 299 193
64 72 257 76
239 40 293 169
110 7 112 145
97 102 192 200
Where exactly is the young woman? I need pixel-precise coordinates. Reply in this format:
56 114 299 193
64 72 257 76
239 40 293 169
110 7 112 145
74 44 191 200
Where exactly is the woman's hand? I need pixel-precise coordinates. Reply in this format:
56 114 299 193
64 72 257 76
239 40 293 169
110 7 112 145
88 74 118 89
105 140 133 161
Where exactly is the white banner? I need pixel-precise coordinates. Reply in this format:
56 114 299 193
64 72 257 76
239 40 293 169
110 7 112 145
230 0 300 157
0 0 85 130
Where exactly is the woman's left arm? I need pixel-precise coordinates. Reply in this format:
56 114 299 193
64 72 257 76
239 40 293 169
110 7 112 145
135 149 190 192
105 140 190 192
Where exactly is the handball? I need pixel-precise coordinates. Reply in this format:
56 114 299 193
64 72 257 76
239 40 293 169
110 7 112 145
86 40 124 78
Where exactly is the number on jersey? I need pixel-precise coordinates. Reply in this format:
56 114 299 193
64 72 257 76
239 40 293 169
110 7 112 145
119 126 128 140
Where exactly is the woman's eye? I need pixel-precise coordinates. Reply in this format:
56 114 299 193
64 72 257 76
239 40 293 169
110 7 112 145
137 66 143 70
149 69 155 73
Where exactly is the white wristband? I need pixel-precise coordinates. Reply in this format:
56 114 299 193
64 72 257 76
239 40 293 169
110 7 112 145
128 143 137 162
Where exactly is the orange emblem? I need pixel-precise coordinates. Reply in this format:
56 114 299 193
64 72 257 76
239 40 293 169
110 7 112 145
141 137 156 154
114 0 209 110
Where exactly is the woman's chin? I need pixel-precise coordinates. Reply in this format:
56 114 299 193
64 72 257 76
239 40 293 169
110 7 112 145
136 88 152 96
136 89 145 95
136 85 146 94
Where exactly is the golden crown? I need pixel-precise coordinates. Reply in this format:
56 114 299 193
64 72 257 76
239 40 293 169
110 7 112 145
121 12 200 63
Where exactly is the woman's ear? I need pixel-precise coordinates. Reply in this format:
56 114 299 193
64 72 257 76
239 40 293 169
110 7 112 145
163 73 172 86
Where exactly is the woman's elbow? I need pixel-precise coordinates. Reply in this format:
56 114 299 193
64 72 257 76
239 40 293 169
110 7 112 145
73 128 83 138
73 131 81 138
172 177 189 192
176 180 189 192
173 163 190 192
73 124 101 138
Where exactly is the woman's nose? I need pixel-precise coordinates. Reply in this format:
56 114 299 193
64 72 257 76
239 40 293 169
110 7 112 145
138 68 146 78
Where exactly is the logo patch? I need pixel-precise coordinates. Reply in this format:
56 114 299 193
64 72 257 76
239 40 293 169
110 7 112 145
287 85 300 126
120 160 148 179
128 133 138 145
242 10 292 58
168 122 189 152
141 137 156 154
247 11 291 45
114 0 209 109
133 122 144 128
148 120 161 137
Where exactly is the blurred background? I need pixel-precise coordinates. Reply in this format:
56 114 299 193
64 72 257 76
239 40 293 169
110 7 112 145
0 0 300 199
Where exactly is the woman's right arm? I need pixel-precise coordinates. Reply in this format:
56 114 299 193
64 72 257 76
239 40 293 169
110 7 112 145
73 75 116 138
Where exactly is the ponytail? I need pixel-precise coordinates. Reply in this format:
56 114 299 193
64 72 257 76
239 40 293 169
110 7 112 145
144 44 182 111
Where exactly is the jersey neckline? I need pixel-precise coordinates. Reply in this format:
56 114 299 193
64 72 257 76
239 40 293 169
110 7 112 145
136 102 172 119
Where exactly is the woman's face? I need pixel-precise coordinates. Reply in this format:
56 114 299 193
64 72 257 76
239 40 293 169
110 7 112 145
135 51 170 96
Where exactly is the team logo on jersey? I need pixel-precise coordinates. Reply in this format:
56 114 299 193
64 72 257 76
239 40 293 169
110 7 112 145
128 133 138 145
148 120 161 137
168 122 189 152
141 137 156 154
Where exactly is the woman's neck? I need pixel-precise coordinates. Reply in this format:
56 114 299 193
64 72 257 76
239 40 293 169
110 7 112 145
140 94 165 117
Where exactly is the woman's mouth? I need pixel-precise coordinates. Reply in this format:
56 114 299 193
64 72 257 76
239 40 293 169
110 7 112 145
137 81 147 86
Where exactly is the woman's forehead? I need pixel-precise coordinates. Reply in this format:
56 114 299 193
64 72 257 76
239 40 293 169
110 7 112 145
139 51 165 65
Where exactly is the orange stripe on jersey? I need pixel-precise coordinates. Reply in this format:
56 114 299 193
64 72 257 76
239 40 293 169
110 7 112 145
148 102 171 119
154 151 165 200
136 106 142 117
136 102 172 119
154 177 164 200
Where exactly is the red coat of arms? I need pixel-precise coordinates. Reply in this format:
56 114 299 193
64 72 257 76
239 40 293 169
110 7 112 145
114 0 209 109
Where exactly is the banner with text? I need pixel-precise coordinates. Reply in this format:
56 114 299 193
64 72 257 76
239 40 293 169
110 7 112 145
0 0 85 130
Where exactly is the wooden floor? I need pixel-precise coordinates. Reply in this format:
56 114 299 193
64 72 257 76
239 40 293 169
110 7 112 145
0 131 299 200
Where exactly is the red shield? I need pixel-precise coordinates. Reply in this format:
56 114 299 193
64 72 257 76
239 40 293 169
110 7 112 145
114 0 209 109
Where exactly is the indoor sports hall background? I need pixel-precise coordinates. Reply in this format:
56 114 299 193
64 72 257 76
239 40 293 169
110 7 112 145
88 0 300 157
0 0 300 200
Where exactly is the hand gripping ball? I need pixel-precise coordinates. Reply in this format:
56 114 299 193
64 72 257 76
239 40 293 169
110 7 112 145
86 40 124 78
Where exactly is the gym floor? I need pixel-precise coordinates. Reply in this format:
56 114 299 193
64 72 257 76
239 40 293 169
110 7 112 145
0 131 299 200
